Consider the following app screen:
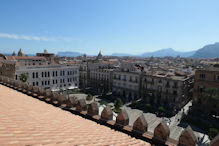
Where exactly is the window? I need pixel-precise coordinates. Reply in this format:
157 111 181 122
53 71 55 77
200 74 205 79
45 81 47 85
166 89 169 94
48 72 50 77
36 72 38 78
33 82 35 86
135 77 138 83
42 81 44 86
198 85 204 93
45 72 47 77
32 72 35 79
166 81 170 87
215 75 219 81
123 75 126 81
48 81 50 85
56 71 58 76
36 82 38 86
42 72 44 77
53 80 55 84
16 75 17 80
173 90 177 96
173 82 178 88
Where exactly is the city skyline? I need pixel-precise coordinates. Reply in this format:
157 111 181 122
0 0 219 55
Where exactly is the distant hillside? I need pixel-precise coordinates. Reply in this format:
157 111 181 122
57 51 82 57
193 42 219 58
141 48 195 57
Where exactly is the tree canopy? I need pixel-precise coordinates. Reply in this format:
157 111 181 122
19 73 28 82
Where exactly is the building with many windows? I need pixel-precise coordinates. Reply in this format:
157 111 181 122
192 64 219 117
89 68 113 94
112 62 141 102
141 71 194 112
15 65 79 91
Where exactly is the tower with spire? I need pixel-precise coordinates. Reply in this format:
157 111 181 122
12 51 16 56
18 48 24 56
96 51 103 60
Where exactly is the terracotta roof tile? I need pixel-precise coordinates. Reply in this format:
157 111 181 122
0 85 150 146
5 56 46 60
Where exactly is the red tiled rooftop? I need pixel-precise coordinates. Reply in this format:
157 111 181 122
0 85 150 146
5 56 46 60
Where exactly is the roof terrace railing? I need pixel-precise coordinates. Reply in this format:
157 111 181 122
0 75 218 146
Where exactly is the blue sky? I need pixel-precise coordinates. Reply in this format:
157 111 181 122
0 0 219 55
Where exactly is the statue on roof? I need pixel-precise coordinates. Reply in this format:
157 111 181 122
18 48 24 56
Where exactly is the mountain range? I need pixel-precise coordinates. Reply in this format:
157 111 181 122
57 48 197 58
109 43 219 58
192 42 219 58
141 48 195 57
7 42 217 58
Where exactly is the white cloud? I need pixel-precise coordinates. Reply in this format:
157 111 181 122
0 33 52 41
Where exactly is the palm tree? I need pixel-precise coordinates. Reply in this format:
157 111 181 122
19 73 28 82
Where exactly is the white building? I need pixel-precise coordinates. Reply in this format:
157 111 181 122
15 65 79 91
112 62 141 101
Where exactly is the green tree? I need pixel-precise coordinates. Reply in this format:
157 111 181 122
158 106 165 113
132 101 138 108
114 98 123 110
208 128 219 140
19 73 28 82
100 100 108 106
145 104 151 111
203 88 219 101
86 94 93 101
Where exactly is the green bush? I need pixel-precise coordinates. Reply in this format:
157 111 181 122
113 108 121 113
100 101 107 105
145 104 151 111
114 98 123 109
19 73 28 82
132 101 138 108
86 94 93 101
158 106 165 113
208 128 219 140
